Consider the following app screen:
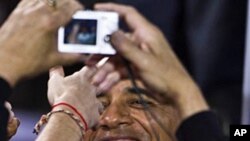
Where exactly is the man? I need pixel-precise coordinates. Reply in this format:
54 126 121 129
35 3 226 141
85 79 180 141
93 3 225 141
2 1 225 140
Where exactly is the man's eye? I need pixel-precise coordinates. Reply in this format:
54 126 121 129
100 101 109 109
129 99 152 108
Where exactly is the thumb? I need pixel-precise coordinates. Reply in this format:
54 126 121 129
49 66 65 78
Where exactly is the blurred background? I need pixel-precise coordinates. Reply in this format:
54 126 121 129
0 0 247 140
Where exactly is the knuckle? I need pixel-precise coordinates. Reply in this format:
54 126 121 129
112 72 120 82
103 63 114 72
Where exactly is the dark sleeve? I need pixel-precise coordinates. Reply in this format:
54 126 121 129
176 111 226 141
0 77 11 141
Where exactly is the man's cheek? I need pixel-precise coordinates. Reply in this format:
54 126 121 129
131 111 156 135
134 106 178 126
148 106 180 134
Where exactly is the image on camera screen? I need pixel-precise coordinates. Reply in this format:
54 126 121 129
64 19 97 45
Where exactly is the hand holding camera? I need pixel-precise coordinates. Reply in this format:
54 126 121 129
58 11 118 55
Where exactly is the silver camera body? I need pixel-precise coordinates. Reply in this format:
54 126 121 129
58 11 118 54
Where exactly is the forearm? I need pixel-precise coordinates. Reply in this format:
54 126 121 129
171 76 209 121
36 112 83 141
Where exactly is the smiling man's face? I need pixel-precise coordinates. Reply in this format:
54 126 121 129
85 79 179 141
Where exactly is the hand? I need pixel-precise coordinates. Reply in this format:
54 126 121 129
0 0 84 86
95 3 209 120
5 102 20 140
95 3 191 100
47 62 120 128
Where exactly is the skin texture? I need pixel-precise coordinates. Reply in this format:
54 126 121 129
84 79 180 141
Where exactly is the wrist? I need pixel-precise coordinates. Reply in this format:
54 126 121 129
169 78 209 121
36 112 83 141
52 102 88 131
50 112 83 134
175 90 209 121
52 94 90 125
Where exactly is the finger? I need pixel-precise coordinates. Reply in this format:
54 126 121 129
7 117 20 139
51 0 83 28
96 57 110 68
9 111 15 122
9 117 20 127
4 102 15 121
4 102 12 111
95 3 151 31
95 3 166 55
97 71 120 92
49 66 65 78
91 62 115 85
85 55 105 67
111 30 150 69
79 66 98 80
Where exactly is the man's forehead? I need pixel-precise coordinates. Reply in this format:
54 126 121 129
109 79 145 94
97 79 146 98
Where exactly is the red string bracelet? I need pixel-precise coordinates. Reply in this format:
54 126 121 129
52 102 88 131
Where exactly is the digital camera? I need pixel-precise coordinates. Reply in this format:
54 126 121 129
58 11 119 54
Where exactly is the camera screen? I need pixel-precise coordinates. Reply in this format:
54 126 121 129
64 19 97 45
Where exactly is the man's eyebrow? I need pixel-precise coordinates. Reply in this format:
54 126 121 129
96 87 150 97
126 87 150 95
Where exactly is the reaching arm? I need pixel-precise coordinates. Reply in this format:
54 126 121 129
0 0 84 87
36 61 119 141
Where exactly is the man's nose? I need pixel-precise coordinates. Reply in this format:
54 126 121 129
98 103 133 130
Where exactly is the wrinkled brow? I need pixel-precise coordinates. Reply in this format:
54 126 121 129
126 87 150 95
97 86 150 98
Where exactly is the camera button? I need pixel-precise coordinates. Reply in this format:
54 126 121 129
104 35 111 43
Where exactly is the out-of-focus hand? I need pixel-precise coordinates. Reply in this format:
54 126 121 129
47 62 120 128
95 3 209 120
0 0 84 87
5 102 20 140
